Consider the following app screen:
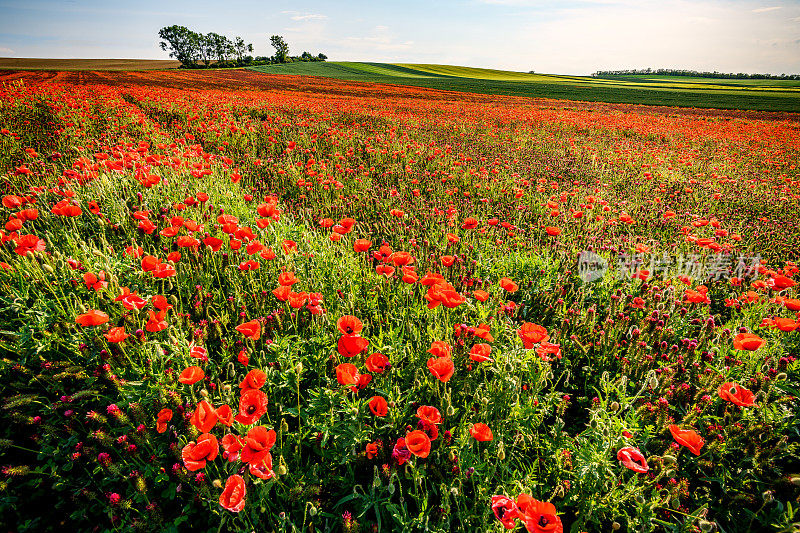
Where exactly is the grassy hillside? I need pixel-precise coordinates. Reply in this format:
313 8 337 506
249 62 800 112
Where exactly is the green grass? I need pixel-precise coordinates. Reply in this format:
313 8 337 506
249 62 800 112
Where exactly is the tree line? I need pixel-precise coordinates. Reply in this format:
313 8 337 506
592 68 799 80
158 26 327 69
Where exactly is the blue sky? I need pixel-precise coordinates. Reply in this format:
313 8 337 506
0 0 798 75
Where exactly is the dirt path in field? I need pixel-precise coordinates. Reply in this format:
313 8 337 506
2 68 798 122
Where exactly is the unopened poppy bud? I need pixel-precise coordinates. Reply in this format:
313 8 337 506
212 479 222 488
42 264 54 274
280 419 289 433
762 490 774 502
277 455 288 475
200 389 208 398
77 303 87 313
776 372 788 381
635 494 645 504
309 505 317 516
612 522 621 530
790 476 800 486
446 405 455 416
295 362 303 373
222 384 231 393
387 483 395 494
497 441 505 461
662 454 677 465
609 401 620 412
648 374 659 390
698 520 715 532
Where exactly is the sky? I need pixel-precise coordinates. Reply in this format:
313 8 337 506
0 0 799 75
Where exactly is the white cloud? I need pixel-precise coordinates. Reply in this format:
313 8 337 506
752 6 782 13
290 13 327 21
0 47 14 55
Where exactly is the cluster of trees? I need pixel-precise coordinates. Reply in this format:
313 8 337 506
158 26 327 69
592 68 800 80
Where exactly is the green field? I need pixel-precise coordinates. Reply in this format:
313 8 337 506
249 62 800 112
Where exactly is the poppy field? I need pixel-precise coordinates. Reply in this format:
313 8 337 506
0 69 799 532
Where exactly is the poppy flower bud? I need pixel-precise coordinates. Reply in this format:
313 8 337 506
609 401 620 412
212 479 222 488
270 457 287 478
662 454 677 465
698 520 715 532
612 522 621 530
497 442 505 461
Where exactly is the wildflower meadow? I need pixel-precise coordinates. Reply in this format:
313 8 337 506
0 70 798 532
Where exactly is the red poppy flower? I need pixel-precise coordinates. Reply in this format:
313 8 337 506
182 433 218 471
215 404 234 427
517 322 549 349
405 430 431 458
427 356 454 383
235 389 269 425
718 382 757 407
499 277 518 293
473 289 490 302
272 285 291 301
145 309 168 332
249 453 274 480
491 495 519 529
469 343 493 362
545 226 562 237
236 320 261 340
365 352 390 373
427 341 452 358
338 334 369 357
520 498 563 533
191 400 218 433
441 255 456 267
179 366 205 385
219 474 246 512
733 332 764 351
281 240 298 254
337 315 363 335
416 406 442 425
189 345 208 362
241 426 276 464
469 423 493 441
535 342 561 362
76 309 109 327
203 236 223 251
617 446 648 473
335 363 360 386
104 327 128 343
668 425 704 456
368 396 388 417
353 239 372 252
221 434 245 462
239 369 268 391
278 272 299 286
366 442 379 459
156 408 172 433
